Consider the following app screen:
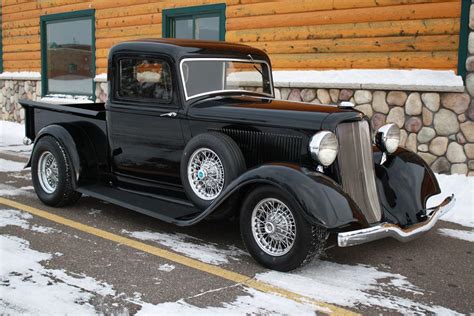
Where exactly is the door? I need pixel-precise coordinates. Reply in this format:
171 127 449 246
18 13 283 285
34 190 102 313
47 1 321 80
107 55 185 186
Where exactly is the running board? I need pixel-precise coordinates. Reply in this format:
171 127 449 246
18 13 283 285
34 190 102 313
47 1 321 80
77 184 201 225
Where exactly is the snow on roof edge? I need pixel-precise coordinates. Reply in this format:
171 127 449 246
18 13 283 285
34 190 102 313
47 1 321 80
0 72 41 81
93 69 464 92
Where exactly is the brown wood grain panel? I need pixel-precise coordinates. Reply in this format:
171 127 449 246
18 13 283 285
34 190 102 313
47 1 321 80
226 2 461 30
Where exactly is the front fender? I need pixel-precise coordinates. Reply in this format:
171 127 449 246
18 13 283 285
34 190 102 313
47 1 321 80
374 148 441 227
27 124 99 187
186 164 368 229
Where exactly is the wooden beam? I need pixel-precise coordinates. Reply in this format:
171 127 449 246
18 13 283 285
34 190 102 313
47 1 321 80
227 0 460 18
96 24 162 39
226 2 461 30
96 13 162 29
269 51 457 69
248 35 459 54
226 18 460 42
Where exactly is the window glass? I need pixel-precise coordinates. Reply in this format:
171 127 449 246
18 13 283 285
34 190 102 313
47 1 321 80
45 18 93 95
181 59 273 100
195 15 220 40
118 58 172 102
174 18 193 39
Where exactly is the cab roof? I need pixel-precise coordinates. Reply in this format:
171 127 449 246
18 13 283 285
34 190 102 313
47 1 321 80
109 38 271 63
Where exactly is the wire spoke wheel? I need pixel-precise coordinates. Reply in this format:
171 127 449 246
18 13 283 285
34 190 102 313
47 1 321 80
251 198 297 256
187 148 225 200
37 151 59 194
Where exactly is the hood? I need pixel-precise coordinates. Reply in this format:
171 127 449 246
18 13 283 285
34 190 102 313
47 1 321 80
188 95 364 131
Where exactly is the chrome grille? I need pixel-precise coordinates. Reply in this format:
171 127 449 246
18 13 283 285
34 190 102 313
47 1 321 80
336 120 381 223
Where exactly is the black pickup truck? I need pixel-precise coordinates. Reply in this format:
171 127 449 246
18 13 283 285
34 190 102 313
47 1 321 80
20 38 454 271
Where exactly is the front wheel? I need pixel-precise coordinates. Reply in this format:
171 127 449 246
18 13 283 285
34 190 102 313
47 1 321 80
240 186 328 271
31 136 81 207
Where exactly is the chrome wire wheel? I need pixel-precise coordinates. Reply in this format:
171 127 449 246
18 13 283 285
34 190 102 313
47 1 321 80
251 198 297 256
187 148 225 200
37 151 59 194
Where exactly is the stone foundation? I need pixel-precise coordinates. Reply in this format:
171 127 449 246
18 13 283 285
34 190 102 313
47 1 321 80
0 77 473 176
0 79 41 123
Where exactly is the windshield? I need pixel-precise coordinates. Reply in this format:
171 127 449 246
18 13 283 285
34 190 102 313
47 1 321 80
180 58 273 100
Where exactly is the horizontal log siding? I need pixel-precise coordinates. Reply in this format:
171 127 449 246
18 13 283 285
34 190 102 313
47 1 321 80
1 0 462 73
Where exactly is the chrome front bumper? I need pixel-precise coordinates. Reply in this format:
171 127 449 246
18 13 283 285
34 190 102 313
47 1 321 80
338 195 455 247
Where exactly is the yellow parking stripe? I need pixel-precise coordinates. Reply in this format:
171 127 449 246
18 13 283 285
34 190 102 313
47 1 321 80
0 197 357 316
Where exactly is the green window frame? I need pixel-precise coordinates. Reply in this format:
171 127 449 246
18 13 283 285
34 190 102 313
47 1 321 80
457 0 470 81
162 3 226 41
40 9 96 98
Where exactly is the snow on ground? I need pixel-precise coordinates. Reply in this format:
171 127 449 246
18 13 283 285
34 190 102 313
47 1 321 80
0 120 32 155
0 184 34 197
158 264 175 272
438 228 474 242
134 287 322 316
255 260 459 314
0 209 115 314
122 229 248 265
0 158 25 172
429 174 474 228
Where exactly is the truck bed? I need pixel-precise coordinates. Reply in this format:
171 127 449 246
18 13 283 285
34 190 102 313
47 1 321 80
20 100 106 118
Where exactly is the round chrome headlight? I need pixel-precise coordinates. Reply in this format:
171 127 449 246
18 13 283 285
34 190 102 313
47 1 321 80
375 123 400 154
309 131 338 167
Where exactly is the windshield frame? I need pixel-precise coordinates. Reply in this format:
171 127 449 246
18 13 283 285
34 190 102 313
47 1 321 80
179 57 274 101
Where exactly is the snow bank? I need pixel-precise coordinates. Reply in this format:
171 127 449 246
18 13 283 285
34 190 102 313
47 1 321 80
122 229 247 265
430 174 474 228
0 120 26 147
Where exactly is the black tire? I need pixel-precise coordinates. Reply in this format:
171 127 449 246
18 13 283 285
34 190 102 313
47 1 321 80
240 185 328 272
181 132 245 210
31 136 82 207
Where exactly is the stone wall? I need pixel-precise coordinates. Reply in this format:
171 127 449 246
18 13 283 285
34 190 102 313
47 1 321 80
0 79 41 123
0 78 473 176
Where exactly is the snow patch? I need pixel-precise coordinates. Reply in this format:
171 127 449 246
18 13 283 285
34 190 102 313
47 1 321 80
438 228 474 242
255 260 459 314
0 184 34 197
40 94 93 104
122 230 247 265
0 121 32 155
0 235 115 314
0 158 25 172
0 209 59 234
158 264 175 272
135 287 322 316
94 73 108 82
428 174 474 228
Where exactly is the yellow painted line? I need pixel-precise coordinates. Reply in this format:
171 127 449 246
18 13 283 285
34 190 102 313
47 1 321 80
0 196 357 316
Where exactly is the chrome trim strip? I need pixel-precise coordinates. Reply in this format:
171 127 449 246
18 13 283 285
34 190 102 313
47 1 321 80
179 57 274 101
338 195 456 247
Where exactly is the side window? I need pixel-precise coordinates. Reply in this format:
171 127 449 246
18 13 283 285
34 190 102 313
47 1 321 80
117 58 173 103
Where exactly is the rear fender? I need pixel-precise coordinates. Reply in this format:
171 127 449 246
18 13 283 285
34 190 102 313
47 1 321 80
374 147 441 227
27 124 99 187
187 164 369 229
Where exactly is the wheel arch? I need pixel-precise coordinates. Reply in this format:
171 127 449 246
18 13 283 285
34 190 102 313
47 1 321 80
183 164 369 229
27 124 99 187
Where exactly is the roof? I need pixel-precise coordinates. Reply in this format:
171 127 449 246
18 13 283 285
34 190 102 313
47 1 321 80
109 38 270 63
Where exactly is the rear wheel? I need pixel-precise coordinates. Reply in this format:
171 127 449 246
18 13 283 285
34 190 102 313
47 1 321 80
240 186 328 271
31 136 81 207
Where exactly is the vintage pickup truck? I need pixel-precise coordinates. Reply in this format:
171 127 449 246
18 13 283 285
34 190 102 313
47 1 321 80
21 39 455 271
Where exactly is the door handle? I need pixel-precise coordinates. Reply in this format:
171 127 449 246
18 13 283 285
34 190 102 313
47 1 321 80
160 112 177 117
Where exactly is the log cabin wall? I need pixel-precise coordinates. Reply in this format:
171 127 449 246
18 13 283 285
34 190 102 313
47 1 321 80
1 0 462 74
